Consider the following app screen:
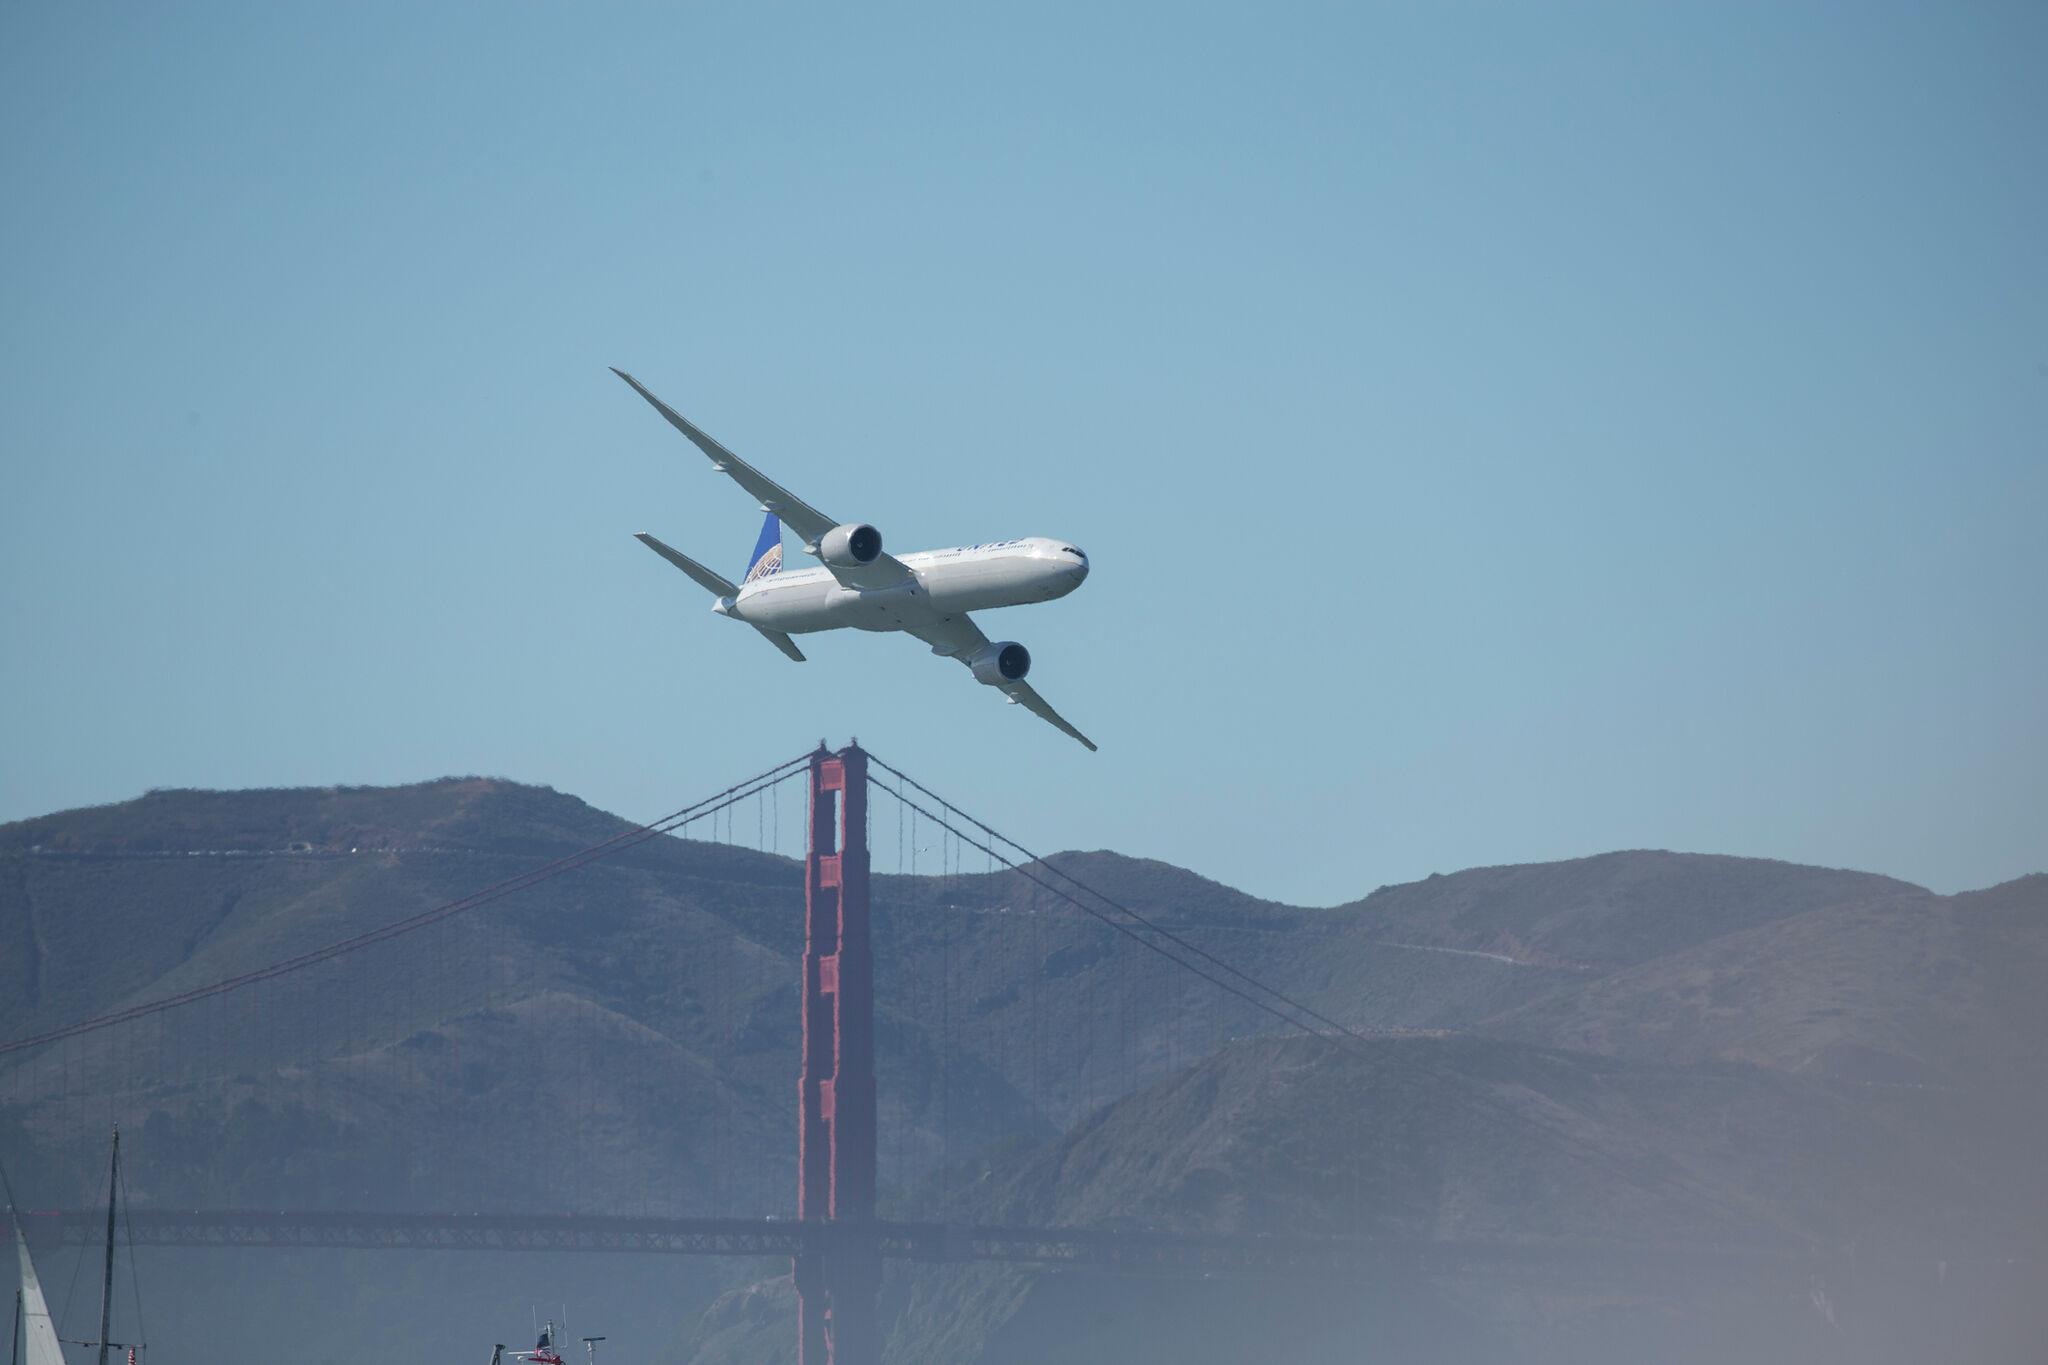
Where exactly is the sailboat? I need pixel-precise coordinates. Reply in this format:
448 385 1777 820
10 1200 64 1365
6 1128 141 1365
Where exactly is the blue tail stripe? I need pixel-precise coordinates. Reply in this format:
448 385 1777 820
743 512 783 583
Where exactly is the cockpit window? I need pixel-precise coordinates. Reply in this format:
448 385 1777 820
1061 546 1086 558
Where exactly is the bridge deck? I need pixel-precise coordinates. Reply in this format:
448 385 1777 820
5 1208 1824 1281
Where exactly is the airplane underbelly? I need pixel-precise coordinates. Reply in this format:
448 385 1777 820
835 582 942 633
736 580 840 633
739 578 940 634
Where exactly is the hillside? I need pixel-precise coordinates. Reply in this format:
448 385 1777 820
700 1030 2046 1364
902 1035 2043 1364
3 778 2041 1364
1474 880 2044 1080
1331 850 1925 969
0 780 1669 1211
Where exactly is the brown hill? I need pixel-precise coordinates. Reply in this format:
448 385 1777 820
1335 850 1922 969
0 776 626 857
7 779 2040 1365
1469 875 2048 1117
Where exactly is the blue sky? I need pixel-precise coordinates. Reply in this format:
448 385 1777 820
3 3 2042 905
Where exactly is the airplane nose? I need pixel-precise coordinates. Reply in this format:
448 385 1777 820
1042 543 1087 590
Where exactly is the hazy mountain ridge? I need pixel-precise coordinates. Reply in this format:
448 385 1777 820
6 783 2036 1207
4 779 2041 1364
866 868 2048 1364
1333 850 1929 969
1463 863 2048 1201
0 777 626 857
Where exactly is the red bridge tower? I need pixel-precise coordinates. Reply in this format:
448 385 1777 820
794 743 879 1365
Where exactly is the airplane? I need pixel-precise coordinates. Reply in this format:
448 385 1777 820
612 369 1097 751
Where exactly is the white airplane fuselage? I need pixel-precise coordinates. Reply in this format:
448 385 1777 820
720 537 1089 636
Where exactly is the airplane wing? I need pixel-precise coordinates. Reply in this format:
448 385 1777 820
612 368 914 589
1004 680 1099 752
905 613 990 660
908 614 1098 752
612 368 839 548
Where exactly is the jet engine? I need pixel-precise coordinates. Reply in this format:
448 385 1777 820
967 641 1031 686
817 523 884 566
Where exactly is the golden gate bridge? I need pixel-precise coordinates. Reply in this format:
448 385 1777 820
0 744 1869 1364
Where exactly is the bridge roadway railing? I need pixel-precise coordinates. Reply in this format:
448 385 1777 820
6 1209 1831 1282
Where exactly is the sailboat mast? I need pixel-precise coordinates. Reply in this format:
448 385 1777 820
97 1128 117 1365
12 1287 21 1365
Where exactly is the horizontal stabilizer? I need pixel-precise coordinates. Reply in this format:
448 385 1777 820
755 628 807 663
635 532 738 598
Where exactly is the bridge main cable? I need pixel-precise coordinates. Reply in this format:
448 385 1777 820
0 753 816 1058
866 755 1375 1050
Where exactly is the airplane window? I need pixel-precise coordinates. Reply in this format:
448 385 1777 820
1062 546 1086 557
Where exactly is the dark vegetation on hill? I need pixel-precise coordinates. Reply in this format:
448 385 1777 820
3 780 2042 1364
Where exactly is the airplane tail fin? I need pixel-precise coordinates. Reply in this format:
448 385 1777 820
743 512 784 583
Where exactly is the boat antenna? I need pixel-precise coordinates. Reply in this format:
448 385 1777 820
116 1153 147 1365
581 1337 605 1365
97 1127 118 1365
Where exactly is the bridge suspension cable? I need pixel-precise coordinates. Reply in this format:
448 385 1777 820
865 755 1784 1234
0 753 816 1058
865 756 1374 1051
